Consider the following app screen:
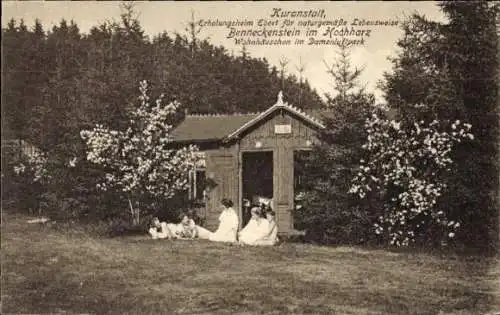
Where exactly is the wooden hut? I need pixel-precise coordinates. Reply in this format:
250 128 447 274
170 92 325 235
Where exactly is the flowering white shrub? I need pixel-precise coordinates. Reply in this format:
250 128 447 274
80 80 199 224
13 151 51 184
349 113 473 246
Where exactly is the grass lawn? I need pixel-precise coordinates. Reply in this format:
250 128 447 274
2 212 499 315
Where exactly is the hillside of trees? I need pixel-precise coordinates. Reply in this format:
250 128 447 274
2 6 324 155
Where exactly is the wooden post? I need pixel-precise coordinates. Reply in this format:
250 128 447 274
188 170 192 200
193 168 197 200
496 10 500 246
237 142 242 230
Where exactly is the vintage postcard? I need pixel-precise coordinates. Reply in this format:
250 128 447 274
2 1 499 314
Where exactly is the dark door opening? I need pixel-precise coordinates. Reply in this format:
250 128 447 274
293 150 311 230
241 151 273 227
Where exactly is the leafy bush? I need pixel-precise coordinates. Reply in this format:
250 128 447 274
80 81 200 225
349 114 474 247
1 146 46 214
294 189 381 245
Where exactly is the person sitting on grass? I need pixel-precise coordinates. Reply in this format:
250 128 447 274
197 198 239 243
252 209 279 246
238 206 268 245
149 217 174 240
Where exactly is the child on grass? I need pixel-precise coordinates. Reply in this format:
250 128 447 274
149 217 174 239
169 213 197 239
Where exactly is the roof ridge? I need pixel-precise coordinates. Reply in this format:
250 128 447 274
279 102 323 126
187 112 260 117
224 99 325 141
187 113 228 117
187 105 322 125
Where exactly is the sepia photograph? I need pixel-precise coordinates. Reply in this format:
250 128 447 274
1 1 499 314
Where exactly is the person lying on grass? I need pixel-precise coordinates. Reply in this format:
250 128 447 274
167 213 198 240
149 214 198 240
149 217 174 239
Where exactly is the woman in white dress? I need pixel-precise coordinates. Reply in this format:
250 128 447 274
238 207 269 245
197 198 239 243
253 209 279 246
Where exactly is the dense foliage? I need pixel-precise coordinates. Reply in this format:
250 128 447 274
380 1 498 251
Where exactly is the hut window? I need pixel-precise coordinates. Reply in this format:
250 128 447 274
294 150 311 193
186 151 207 202
293 150 312 229
188 168 207 202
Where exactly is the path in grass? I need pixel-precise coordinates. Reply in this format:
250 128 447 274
2 212 499 314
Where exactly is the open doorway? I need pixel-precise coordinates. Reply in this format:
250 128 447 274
293 150 311 230
241 151 273 227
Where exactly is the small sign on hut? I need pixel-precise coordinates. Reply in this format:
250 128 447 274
274 124 292 134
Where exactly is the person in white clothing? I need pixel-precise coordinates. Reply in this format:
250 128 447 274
149 217 174 239
238 207 260 241
253 209 279 246
238 207 269 245
167 213 198 240
197 198 239 243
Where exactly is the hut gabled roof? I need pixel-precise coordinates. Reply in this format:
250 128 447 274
170 91 325 143
169 112 259 142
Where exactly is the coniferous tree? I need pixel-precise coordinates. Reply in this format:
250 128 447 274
296 44 379 244
2 19 33 142
2 19 22 140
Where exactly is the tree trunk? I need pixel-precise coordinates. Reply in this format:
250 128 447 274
134 208 140 226
128 197 140 225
